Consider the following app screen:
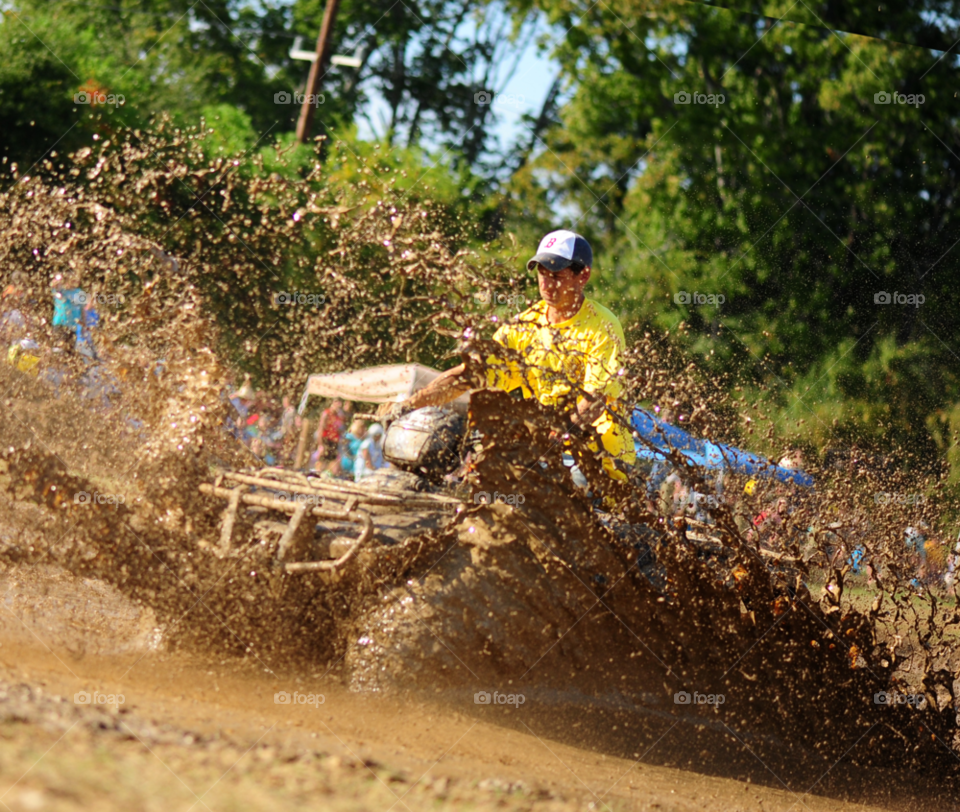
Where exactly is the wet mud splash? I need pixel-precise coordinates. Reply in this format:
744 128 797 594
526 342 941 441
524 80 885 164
2 390 958 792
344 392 960 783
0 123 958 801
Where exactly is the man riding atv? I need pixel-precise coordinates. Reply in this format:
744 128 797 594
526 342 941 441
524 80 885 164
399 230 636 481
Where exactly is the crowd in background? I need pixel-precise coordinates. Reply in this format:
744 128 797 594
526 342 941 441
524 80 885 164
1 275 390 485
307 399 388 481
649 448 960 597
224 376 298 466
224 388 389 483
2 272 116 403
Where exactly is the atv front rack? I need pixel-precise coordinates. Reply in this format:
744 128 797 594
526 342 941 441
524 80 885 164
200 467 461 573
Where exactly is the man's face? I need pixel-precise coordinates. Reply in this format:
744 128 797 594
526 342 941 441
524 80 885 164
537 264 591 310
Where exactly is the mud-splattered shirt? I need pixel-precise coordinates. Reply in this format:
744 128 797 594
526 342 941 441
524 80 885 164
485 298 636 474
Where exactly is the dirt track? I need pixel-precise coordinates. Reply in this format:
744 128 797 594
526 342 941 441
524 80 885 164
0 563 939 812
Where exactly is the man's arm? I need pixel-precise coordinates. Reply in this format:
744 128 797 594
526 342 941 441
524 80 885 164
575 324 626 429
405 359 604 422
403 363 472 410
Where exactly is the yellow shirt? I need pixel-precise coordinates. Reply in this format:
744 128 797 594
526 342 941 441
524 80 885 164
485 298 636 475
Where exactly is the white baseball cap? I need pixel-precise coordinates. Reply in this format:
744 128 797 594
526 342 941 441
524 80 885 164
526 230 593 272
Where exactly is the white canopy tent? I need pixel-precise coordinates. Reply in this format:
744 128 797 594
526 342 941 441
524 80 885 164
298 364 470 415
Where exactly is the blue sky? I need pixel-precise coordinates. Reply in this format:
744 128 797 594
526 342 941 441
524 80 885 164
352 11 562 162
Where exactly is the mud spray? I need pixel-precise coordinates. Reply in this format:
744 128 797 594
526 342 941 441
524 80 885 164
0 122 958 805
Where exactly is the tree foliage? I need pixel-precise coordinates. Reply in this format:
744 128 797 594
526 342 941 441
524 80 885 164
0 0 533 177
508 0 960 467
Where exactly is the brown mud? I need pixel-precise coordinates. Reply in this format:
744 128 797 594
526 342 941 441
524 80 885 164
0 625 902 812
0 386 958 810
0 127 958 810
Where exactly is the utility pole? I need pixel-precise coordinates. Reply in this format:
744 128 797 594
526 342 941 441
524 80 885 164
295 0 342 144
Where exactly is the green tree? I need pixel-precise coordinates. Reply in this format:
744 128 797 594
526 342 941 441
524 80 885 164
0 0 539 181
0 0 286 165
506 0 960 465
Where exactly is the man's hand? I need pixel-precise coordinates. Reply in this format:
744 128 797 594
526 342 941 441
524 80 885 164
573 392 607 427
376 401 408 433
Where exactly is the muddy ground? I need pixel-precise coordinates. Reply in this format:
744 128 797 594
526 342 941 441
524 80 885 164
0 563 932 812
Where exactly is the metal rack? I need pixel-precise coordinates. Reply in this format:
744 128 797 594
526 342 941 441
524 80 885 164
199 467 460 573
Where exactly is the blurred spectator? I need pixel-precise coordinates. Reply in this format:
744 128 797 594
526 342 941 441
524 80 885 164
645 459 672 512
50 274 85 351
354 423 388 482
76 296 100 360
778 450 805 472
905 523 930 585
228 375 254 429
733 479 760 543
315 399 346 475
945 534 960 596
277 395 297 464
251 413 282 465
922 528 949 588
753 496 790 547
78 363 119 409
669 476 689 516
280 395 296 436
6 338 41 376
1 280 29 342
339 418 366 479
39 352 66 397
